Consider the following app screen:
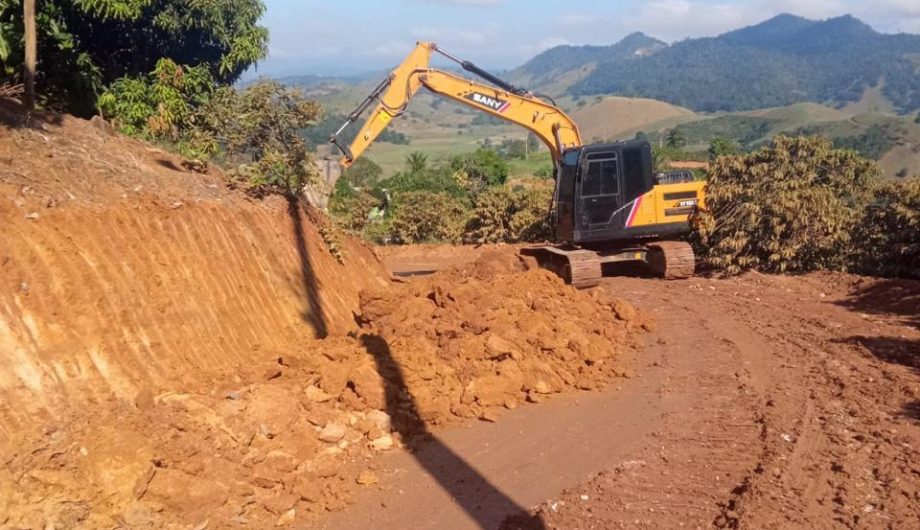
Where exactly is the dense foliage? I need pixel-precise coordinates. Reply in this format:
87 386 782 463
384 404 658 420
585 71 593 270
695 136 882 274
566 15 920 113
510 32 665 89
329 148 552 245
195 81 322 195
387 191 468 244
851 178 920 279
830 123 902 161
98 58 215 140
463 186 551 244
0 0 267 116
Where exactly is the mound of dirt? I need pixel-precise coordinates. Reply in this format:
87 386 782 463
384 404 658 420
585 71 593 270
356 250 652 428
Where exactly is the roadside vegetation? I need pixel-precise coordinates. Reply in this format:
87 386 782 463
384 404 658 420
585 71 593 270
696 135 919 278
329 147 552 244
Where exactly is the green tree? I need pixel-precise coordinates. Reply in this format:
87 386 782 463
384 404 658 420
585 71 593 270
665 128 687 149
341 157 383 190
634 131 649 143
406 151 429 174
98 58 216 140
450 148 509 192
708 137 739 160
0 0 268 116
192 80 322 196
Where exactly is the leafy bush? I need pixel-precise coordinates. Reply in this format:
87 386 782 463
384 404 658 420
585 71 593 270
853 178 920 279
695 136 880 274
192 80 322 195
331 190 380 233
449 149 509 192
99 59 215 140
464 186 551 244
0 0 267 116
388 191 468 243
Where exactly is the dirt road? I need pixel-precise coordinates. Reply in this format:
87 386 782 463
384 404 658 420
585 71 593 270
316 259 920 529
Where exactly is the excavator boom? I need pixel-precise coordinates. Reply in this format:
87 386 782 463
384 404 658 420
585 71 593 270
331 42 582 168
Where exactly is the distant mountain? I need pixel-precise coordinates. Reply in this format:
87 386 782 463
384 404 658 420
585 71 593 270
509 32 666 94
518 15 920 114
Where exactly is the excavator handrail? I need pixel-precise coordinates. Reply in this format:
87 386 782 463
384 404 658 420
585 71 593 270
330 42 583 169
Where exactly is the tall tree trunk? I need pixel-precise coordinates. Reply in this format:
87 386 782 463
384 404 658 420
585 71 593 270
23 0 36 110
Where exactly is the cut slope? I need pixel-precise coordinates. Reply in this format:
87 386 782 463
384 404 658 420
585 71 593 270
0 105 390 446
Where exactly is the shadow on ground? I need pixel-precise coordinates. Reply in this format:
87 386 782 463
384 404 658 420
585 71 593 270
286 196 328 338
0 98 64 128
834 278 920 330
903 400 920 423
842 335 919 374
361 334 544 530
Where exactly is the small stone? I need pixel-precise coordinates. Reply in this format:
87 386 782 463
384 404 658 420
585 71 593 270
224 391 241 401
366 410 392 432
533 380 552 395
305 385 332 403
610 299 637 322
318 422 346 443
480 409 500 423
275 509 296 527
370 434 394 452
356 470 379 486
25 212 39 220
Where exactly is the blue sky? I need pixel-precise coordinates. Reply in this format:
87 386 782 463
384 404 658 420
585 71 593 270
251 0 920 77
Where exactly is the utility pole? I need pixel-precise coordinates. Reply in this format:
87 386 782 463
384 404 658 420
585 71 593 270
23 0 36 110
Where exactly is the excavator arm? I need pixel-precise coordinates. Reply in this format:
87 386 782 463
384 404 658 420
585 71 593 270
331 42 582 169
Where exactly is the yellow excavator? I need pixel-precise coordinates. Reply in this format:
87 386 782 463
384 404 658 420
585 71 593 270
331 42 705 288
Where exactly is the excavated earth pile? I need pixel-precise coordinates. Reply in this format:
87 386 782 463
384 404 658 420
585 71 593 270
0 107 648 528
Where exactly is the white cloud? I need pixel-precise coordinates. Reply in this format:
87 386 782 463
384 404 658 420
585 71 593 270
560 14 594 27
623 0 752 41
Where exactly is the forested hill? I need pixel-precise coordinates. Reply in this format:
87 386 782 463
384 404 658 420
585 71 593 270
509 32 666 90
519 14 920 114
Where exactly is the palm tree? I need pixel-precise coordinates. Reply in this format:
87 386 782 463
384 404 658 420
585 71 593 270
406 151 428 174
665 128 687 149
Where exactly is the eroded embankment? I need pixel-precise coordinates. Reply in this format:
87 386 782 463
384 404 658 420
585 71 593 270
0 110 389 447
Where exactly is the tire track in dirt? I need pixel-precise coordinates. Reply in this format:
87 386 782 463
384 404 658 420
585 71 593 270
517 273 919 530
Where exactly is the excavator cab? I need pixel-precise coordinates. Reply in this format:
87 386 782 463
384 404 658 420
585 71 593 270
554 140 658 245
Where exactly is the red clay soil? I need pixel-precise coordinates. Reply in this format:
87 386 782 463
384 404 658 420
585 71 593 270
316 250 919 530
501 272 920 530
0 105 649 528
2 105 918 530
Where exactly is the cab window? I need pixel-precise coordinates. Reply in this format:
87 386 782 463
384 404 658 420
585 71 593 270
582 152 618 197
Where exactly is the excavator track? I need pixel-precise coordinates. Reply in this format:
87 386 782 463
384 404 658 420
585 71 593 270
524 247 602 289
647 241 696 279
566 250 603 289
